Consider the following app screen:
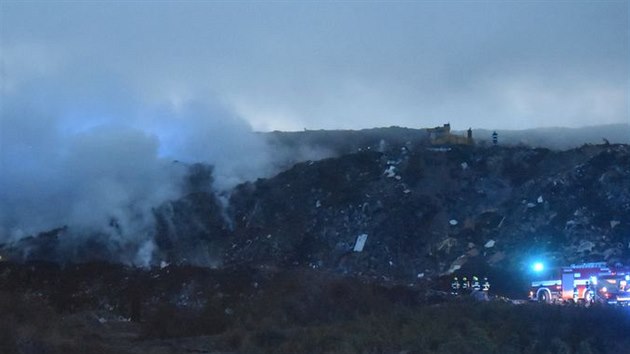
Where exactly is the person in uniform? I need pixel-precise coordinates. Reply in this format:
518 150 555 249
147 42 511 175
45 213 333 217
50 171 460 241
482 277 490 293
461 277 470 293
585 281 594 304
472 276 481 292
451 276 460 295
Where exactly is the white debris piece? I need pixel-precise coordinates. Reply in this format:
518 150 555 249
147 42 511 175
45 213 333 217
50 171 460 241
527 202 536 208
353 234 368 252
611 220 621 229
384 166 396 178
266 234 272 239
484 240 495 248
448 264 462 273
417 273 425 279
577 240 595 253
461 162 468 170
395 175 402 180
316 200 321 208
160 261 169 269
389 261 394 266
449 219 458 226
403 189 411 194
537 196 544 203
497 217 505 228
98 318 107 324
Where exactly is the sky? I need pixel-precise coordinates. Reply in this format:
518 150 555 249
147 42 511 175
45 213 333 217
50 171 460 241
0 1 628 253
1 1 628 131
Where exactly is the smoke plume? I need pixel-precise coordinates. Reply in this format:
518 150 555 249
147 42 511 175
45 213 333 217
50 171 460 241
0 78 281 265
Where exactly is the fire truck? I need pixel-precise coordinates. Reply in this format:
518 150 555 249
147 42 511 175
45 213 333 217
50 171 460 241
529 262 630 305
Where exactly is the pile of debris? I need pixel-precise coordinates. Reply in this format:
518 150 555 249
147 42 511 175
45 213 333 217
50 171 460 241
5 143 630 295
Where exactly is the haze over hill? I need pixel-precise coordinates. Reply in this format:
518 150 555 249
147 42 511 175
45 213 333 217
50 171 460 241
3 123 628 256
467 124 630 150
265 124 630 158
4 134 629 300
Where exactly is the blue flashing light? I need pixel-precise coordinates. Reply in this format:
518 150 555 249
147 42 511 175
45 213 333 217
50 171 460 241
533 262 545 273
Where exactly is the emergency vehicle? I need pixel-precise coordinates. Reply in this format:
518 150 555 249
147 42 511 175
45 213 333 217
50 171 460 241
529 262 630 305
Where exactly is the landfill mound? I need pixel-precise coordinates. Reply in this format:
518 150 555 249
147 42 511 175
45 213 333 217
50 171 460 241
5 143 630 296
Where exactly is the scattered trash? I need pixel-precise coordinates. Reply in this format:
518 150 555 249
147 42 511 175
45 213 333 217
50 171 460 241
384 166 396 178
426 147 451 152
446 255 468 274
448 264 462 273
484 240 495 248
611 220 621 228
497 217 505 228
449 219 458 226
577 240 595 253
353 234 368 252
437 237 457 253
488 252 505 265
537 196 544 203
461 162 469 170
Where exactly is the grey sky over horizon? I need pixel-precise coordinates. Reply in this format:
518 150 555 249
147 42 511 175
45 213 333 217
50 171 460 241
1 1 629 131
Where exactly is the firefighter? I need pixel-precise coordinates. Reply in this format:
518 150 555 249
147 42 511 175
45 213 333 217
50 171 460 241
451 276 460 295
585 281 594 304
461 277 470 292
482 277 490 293
472 276 481 291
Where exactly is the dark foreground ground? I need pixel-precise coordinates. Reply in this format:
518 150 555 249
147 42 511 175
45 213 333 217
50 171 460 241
1 262 629 354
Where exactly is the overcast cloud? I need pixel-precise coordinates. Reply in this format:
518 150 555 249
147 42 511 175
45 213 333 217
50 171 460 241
2 1 628 131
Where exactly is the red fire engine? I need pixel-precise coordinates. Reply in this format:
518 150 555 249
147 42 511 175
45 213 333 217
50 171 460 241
529 262 630 305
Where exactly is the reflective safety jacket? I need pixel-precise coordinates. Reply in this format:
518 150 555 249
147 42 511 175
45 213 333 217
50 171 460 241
482 281 490 292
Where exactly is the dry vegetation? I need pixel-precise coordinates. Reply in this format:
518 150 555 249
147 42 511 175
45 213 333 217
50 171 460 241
1 263 630 353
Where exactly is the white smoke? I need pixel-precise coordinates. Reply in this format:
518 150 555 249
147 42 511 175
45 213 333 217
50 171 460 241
0 78 277 264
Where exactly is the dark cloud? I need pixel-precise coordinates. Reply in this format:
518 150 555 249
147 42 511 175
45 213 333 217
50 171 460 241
2 2 626 131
